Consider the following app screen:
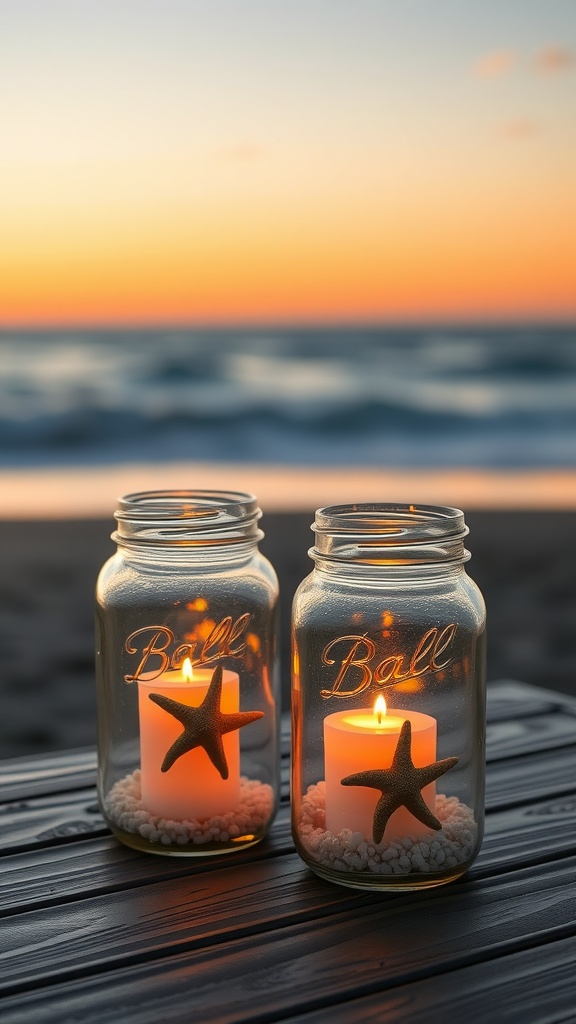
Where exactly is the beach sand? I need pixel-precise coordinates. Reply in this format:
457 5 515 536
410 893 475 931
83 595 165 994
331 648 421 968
1 465 575 759
3 463 576 515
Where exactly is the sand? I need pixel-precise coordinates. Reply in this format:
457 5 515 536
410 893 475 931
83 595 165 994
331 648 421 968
1 466 575 759
2 463 576 516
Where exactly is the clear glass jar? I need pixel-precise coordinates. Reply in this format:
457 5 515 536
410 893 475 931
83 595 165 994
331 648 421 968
95 490 280 856
291 503 486 891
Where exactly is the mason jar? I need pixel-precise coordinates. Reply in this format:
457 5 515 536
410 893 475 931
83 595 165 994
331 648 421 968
291 503 486 891
95 490 280 856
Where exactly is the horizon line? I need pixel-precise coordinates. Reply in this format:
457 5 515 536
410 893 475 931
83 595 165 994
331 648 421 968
1 316 575 333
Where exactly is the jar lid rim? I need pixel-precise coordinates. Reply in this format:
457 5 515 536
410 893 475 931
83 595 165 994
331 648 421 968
115 489 259 522
315 502 464 520
311 503 469 564
313 503 467 535
113 489 263 545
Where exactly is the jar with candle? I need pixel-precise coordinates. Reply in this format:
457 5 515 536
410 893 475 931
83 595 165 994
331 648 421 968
95 490 280 856
291 503 486 891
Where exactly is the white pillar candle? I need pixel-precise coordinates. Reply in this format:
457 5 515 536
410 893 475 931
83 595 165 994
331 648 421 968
138 659 240 821
323 697 438 842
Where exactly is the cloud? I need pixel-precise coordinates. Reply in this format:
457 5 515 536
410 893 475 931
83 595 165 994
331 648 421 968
473 50 516 79
499 119 540 139
534 46 576 74
473 45 575 80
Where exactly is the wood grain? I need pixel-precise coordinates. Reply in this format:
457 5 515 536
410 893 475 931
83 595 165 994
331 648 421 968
1 860 574 1019
1 681 575 1024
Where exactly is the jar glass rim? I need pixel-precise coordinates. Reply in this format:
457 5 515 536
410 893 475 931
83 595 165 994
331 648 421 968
115 489 259 520
113 489 262 545
311 503 469 565
314 502 466 533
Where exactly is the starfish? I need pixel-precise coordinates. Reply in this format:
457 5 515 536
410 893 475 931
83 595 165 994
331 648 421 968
148 665 263 778
341 719 458 843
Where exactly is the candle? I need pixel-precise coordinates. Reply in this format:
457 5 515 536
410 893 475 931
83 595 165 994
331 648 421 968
323 696 438 842
138 659 240 821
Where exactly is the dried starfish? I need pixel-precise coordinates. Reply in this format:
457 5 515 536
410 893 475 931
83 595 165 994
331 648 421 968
341 719 458 842
148 664 263 778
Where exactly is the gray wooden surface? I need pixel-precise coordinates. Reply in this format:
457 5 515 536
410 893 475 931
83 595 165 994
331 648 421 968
0 680 575 1024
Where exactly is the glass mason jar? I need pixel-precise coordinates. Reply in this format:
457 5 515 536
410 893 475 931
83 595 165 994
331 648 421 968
95 490 280 857
291 503 486 891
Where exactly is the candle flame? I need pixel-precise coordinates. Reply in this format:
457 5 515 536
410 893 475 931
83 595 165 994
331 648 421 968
374 694 387 725
182 657 194 682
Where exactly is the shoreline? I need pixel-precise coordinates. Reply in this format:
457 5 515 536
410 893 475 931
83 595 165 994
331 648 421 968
3 463 576 518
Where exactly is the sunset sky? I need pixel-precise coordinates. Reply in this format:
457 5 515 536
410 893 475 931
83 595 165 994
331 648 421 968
0 0 574 326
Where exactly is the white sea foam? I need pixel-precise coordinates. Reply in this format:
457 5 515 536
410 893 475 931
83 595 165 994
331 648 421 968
1 326 574 472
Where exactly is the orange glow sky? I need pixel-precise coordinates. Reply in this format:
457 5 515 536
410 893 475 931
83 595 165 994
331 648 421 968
0 0 574 326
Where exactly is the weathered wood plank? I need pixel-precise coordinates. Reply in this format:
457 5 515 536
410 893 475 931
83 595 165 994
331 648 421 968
0 853 366 995
278 935 576 1024
486 679 576 721
486 711 576 760
0 784 292 855
0 859 574 1020
485 746 576 808
0 735 572 858
1 847 574 995
0 682 572 805
3 735 575 858
2 785 576 916
475 791 576 873
0 681 551 791
7 935 574 1024
0 680 573 1024
0 788 107 852
0 751 292 805
0 805 294 916
0 719 292 803
0 752 291 806
0 750 97 802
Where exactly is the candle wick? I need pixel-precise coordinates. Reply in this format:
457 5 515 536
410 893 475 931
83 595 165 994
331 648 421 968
377 711 382 726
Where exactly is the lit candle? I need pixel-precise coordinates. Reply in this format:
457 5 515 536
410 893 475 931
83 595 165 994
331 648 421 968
323 695 438 841
138 658 240 821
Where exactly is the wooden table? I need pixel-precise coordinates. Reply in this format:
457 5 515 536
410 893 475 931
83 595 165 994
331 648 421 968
1 680 575 1023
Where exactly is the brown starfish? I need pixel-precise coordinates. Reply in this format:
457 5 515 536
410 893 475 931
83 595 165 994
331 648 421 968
341 719 458 843
148 665 263 778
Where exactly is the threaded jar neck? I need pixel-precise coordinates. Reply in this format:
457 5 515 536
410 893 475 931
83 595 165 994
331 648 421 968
311 503 470 568
113 490 263 548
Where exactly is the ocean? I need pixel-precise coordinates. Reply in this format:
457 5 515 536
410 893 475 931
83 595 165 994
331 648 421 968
1 325 575 469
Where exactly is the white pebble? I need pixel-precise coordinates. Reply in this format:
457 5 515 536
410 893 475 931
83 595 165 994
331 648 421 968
298 784 477 881
105 774 274 850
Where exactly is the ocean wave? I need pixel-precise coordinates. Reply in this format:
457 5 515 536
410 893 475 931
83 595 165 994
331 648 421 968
1 325 575 468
